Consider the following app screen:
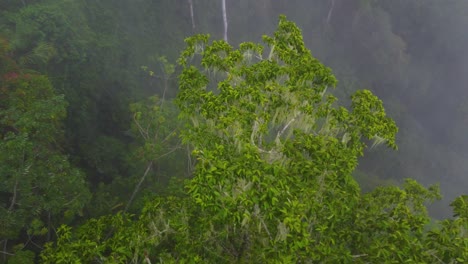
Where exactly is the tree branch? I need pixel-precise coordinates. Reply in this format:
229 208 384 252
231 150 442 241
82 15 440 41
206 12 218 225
133 113 149 140
276 117 296 141
124 161 153 213
0 251 14 256
351 254 367 258
8 180 18 211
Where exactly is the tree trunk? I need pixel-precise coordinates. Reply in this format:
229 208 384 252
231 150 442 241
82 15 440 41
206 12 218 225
188 0 195 32
222 0 228 42
326 0 336 25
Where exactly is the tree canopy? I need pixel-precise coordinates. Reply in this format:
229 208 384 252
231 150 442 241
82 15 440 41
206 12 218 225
2 1 468 262
39 17 468 263
0 37 90 262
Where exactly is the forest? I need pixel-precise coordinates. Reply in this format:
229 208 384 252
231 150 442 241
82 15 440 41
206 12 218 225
0 0 467 263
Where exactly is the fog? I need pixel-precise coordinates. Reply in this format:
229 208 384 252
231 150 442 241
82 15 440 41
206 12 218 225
2 0 468 261
2 0 467 217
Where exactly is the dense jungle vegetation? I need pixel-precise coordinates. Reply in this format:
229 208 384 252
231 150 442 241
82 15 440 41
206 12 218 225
0 0 467 262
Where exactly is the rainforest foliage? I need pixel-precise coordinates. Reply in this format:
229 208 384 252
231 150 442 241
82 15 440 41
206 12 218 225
0 0 468 263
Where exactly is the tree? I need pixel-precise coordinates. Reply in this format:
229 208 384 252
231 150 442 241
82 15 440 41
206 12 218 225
174 14 398 262
40 16 467 263
0 38 90 261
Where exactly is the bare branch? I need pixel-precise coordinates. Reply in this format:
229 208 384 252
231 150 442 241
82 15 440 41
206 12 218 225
63 194 81 206
124 144 181 212
351 254 367 258
156 145 181 160
2 240 10 262
427 251 447 264
0 251 14 256
133 113 149 140
124 162 153 213
276 117 296 140
8 180 18 211
144 251 152 264
161 129 179 144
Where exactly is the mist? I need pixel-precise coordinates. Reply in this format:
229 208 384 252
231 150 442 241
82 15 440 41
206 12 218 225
1 0 468 261
90 0 468 217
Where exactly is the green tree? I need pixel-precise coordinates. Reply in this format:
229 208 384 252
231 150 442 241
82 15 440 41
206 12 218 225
0 39 90 261
173 15 397 262
40 16 467 263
